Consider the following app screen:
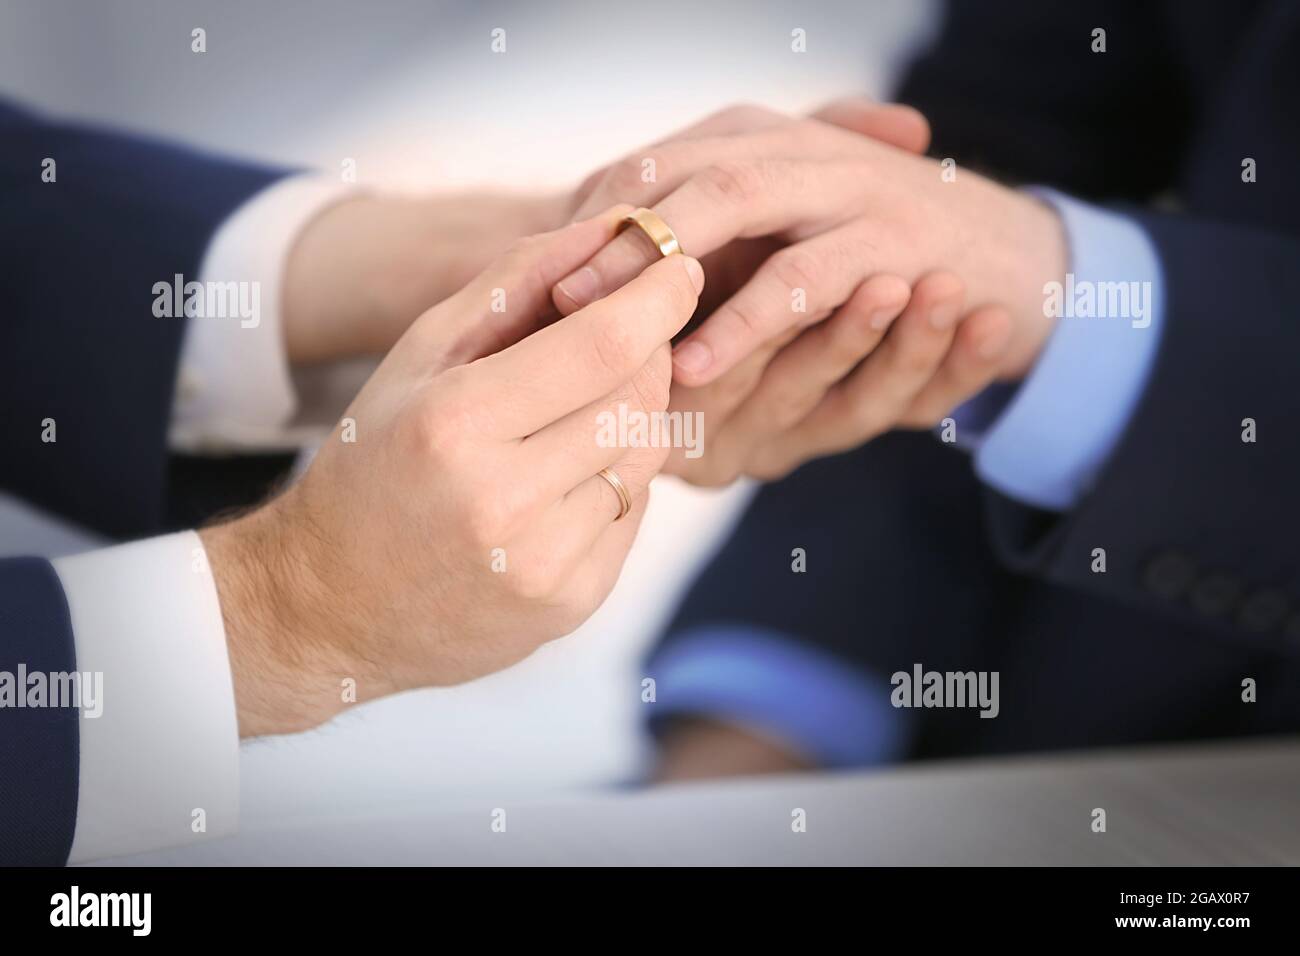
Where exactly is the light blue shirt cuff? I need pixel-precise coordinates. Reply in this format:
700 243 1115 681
952 189 1166 511
647 627 910 767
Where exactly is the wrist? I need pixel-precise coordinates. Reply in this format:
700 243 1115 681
994 190 1068 380
199 499 379 737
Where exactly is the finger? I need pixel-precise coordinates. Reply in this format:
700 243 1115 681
423 205 633 369
564 442 667 529
548 479 652 629
898 305 1013 427
718 275 910 447
554 158 866 319
671 221 877 386
571 105 797 220
530 440 665 583
572 117 867 224
749 271 964 476
504 443 660 611
465 253 704 438
520 345 672 502
668 328 788 439
576 104 928 224
809 98 931 154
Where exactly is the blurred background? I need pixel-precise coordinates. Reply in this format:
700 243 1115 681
0 0 934 824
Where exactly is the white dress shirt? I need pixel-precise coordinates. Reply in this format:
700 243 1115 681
57 175 355 863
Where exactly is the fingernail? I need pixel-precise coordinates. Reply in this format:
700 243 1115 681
673 340 712 376
683 256 705 294
555 266 601 309
929 305 958 330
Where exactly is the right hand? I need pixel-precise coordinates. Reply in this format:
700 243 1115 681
201 207 705 737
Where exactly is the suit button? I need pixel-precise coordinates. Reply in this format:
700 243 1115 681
1189 573 1243 618
1142 549 1197 600
1236 589 1289 633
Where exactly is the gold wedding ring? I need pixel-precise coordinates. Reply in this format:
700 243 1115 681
617 207 684 259
597 467 632 521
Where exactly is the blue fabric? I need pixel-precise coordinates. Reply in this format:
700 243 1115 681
650 0 1300 765
0 100 291 864
951 190 1165 511
0 98 290 538
648 628 909 767
0 558 79 866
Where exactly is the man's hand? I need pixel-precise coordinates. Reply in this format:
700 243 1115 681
558 108 1064 380
273 99 936 375
669 270 1012 484
554 105 1064 481
201 207 704 737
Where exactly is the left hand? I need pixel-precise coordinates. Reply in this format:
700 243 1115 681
557 113 1065 383
553 111 1065 480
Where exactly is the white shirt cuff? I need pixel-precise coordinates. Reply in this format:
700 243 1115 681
170 174 358 453
54 531 239 863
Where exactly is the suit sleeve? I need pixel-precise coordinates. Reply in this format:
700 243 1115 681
983 214 1300 639
0 100 291 538
893 1 1300 640
0 559 79 865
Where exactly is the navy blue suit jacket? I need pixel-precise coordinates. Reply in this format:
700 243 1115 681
1 101 289 864
656 1 1300 755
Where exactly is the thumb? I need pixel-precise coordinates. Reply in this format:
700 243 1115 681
810 97 931 155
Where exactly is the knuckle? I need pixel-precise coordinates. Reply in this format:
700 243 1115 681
503 233 544 262
588 314 641 378
769 246 824 296
606 156 650 198
410 382 474 461
629 350 672 413
697 160 762 205
501 237 550 297
722 293 767 339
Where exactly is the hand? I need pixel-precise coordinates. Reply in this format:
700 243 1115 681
276 100 927 369
556 113 1065 383
281 191 568 364
201 207 705 737
670 270 1012 485
566 100 933 323
557 101 1035 483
